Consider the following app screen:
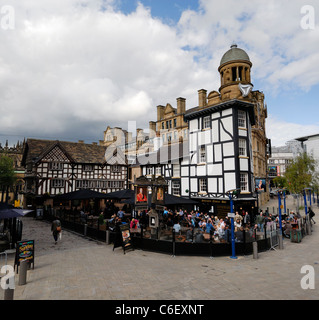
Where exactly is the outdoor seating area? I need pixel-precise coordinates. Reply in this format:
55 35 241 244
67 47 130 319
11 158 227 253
32 191 316 258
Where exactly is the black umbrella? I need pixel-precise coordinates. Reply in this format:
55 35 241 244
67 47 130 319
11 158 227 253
164 194 198 205
55 189 108 200
0 203 33 219
104 189 135 200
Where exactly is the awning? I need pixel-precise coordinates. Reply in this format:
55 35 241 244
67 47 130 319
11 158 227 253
0 203 33 219
104 189 135 200
55 189 108 200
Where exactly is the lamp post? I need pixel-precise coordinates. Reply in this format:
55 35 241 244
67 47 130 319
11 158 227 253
303 188 311 217
226 188 240 260
283 189 286 214
277 190 283 235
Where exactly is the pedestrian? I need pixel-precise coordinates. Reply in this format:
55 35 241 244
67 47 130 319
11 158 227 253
243 211 250 226
51 217 62 244
255 212 265 232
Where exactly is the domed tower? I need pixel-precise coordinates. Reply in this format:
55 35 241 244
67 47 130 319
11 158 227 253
218 44 253 101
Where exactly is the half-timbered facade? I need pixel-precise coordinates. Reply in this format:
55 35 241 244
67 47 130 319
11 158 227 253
184 100 256 216
137 142 189 197
182 44 267 217
22 139 128 199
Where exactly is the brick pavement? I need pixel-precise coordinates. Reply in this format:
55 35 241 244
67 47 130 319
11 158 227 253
1 195 319 300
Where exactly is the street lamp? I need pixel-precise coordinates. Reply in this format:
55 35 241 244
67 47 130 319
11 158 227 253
303 188 311 217
226 188 240 260
277 189 283 235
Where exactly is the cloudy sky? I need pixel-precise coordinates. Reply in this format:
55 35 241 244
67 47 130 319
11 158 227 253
0 0 318 148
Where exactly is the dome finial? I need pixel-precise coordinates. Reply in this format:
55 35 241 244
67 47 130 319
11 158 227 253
230 43 237 49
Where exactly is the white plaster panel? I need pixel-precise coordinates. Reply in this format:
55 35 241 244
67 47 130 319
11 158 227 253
190 178 198 192
223 157 235 171
220 120 232 141
208 178 218 193
240 158 249 171
190 133 197 152
191 152 197 164
214 144 222 162
211 112 220 119
218 178 224 194
223 142 234 157
222 108 233 116
197 165 206 176
239 129 247 137
207 163 222 176
189 119 198 133
221 116 233 136
204 129 211 144
181 166 189 177
181 178 189 196
224 172 236 192
206 145 213 163
212 120 219 143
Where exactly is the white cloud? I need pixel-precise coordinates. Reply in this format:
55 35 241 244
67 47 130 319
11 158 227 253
0 0 319 145
266 115 319 147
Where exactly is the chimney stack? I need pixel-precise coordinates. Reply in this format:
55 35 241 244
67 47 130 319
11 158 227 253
198 89 207 108
157 105 165 121
177 97 186 114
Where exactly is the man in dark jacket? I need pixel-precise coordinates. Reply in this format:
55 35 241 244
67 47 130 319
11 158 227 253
51 218 61 244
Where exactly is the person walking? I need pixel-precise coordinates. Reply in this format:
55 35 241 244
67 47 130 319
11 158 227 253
51 218 62 244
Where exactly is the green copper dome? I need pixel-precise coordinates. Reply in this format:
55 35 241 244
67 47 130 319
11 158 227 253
220 44 250 66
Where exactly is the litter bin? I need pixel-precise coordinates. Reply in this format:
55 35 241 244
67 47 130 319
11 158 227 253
290 229 302 243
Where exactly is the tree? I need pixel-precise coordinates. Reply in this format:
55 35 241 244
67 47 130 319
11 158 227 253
284 152 316 195
0 155 17 203
273 176 287 189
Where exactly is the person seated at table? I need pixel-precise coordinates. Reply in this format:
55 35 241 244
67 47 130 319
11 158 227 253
217 223 225 240
166 216 174 228
205 218 214 234
80 210 87 223
130 218 138 229
198 218 206 231
98 212 105 225
173 221 181 234
194 229 204 243
235 226 244 242
234 218 242 232
185 228 193 242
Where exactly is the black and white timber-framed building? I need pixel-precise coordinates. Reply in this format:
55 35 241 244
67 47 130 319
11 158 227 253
21 138 128 206
183 99 256 217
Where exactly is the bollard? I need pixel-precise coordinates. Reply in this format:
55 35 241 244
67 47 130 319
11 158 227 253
84 224 87 236
4 287 14 300
306 222 311 235
3 266 15 300
18 259 28 286
278 233 284 250
253 241 258 259
106 229 110 245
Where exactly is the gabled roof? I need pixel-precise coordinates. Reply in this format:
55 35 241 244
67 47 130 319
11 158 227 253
22 138 124 166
